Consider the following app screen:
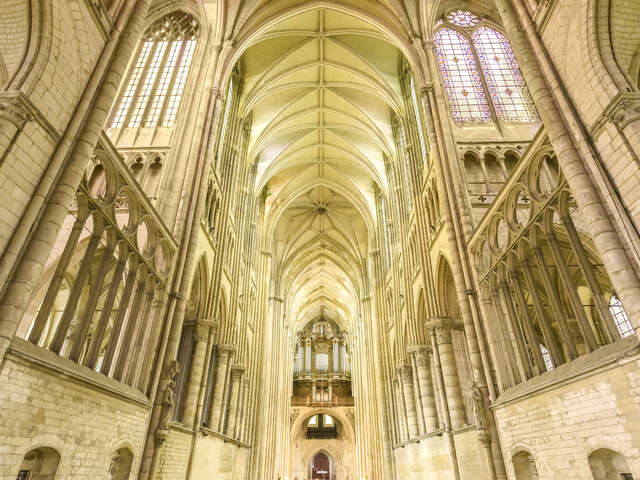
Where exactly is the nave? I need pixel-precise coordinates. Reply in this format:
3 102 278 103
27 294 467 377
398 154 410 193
1 1 640 479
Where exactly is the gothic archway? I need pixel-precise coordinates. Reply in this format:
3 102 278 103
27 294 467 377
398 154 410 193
310 451 333 480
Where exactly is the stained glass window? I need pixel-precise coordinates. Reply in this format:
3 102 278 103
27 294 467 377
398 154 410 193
434 11 538 125
109 11 199 129
447 10 479 27
609 296 634 338
434 28 492 123
473 26 538 122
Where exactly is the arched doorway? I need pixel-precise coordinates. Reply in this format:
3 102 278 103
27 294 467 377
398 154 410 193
310 451 332 480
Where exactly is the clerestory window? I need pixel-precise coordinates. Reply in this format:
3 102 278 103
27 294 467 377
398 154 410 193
433 10 538 124
109 11 200 129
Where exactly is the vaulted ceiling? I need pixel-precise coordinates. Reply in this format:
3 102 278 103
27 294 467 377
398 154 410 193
236 8 406 334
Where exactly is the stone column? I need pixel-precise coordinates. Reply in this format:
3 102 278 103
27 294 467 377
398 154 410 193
182 323 210 428
433 321 466 429
0 0 153 366
412 345 439 432
398 364 419 438
494 0 640 329
209 344 234 431
333 337 339 376
393 376 408 442
225 365 245 436
546 230 598 351
305 337 311 375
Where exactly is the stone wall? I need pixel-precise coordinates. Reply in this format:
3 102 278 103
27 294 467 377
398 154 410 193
0 338 151 479
494 341 640 479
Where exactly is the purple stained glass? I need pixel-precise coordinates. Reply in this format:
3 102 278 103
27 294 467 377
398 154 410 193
434 28 492 123
447 10 480 27
473 26 538 122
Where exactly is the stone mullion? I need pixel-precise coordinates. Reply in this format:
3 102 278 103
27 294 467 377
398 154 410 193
498 282 534 380
532 247 579 360
68 235 116 362
519 258 564 366
100 260 139 375
137 286 168 393
84 246 128 369
508 273 546 373
28 216 86 344
478 286 518 389
482 283 519 385
546 231 598 351
495 0 640 331
0 0 152 367
562 215 620 342
124 279 157 386
50 225 104 354
113 269 149 381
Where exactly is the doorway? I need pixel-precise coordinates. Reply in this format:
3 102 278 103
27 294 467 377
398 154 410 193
310 452 332 480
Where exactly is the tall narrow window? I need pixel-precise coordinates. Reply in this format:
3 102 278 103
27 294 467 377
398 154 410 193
109 11 200 129
409 76 428 164
433 11 538 125
473 26 537 122
609 296 634 338
540 344 554 372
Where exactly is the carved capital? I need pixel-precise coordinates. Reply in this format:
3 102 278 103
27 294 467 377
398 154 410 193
230 365 245 380
194 323 209 342
217 344 237 356
435 324 452 344
0 92 34 128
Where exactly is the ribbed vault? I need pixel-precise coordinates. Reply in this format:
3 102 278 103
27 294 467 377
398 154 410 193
237 8 407 333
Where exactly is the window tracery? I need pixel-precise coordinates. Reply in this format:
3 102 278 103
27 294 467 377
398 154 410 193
609 296 634 338
109 11 199 129
433 11 538 124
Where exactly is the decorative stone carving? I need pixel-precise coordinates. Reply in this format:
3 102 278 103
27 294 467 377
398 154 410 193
435 324 452 344
158 361 179 431
471 383 488 431
345 408 356 430
290 408 300 427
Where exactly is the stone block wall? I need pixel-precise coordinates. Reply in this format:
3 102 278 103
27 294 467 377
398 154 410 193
0 339 151 479
494 351 640 479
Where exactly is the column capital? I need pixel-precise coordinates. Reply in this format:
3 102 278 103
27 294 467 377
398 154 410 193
396 364 413 381
194 323 209 342
230 364 246 379
408 344 431 359
217 344 237 355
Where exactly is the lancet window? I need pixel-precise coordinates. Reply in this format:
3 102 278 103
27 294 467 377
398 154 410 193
109 11 200 129
433 10 538 124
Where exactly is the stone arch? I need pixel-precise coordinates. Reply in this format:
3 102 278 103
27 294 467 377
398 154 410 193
511 449 540 480
218 1 428 96
108 446 134 480
588 448 634 480
16 446 61 480
592 0 640 92
436 254 459 318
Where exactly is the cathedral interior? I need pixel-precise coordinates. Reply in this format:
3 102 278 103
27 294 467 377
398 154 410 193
1 0 640 479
